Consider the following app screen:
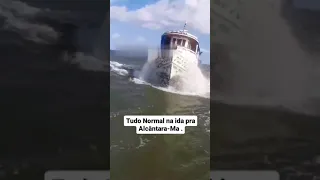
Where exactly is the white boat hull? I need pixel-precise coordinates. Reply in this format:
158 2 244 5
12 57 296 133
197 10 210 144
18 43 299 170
153 46 199 87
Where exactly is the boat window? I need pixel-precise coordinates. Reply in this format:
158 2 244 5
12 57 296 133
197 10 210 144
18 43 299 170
162 35 171 49
177 39 182 46
191 44 197 52
187 41 191 49
165 37 171 46
186 38 198 53
182 39 186 47
172 38 177 45
161 35 165 46
190 41 197 52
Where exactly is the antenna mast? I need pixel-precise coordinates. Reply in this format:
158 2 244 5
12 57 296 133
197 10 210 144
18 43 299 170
183 21 187 31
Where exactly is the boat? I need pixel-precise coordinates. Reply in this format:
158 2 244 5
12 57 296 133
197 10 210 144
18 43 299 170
152 23 202 87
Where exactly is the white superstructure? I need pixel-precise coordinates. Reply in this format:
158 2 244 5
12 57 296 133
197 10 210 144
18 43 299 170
152 23 202 86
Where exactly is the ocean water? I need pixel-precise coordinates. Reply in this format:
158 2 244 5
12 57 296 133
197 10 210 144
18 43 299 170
110 52 210 180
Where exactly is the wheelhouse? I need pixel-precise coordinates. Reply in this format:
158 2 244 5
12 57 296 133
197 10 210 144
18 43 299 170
160 30 201 55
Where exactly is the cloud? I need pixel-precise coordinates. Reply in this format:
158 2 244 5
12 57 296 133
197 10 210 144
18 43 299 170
0 0 59 44
0 0 42 17
111 33 120 39
110 0 210 34
136 36 146 42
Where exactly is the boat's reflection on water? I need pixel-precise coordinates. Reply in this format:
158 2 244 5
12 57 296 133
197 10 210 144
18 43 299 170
111 86 210 180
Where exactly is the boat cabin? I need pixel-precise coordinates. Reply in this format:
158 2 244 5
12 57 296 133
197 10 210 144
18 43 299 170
160 30 201 55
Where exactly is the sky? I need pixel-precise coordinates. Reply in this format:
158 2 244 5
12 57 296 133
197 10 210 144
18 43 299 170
110 0 210 64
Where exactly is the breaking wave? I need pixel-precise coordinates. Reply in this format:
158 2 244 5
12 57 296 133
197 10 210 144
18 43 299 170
110 53 210 99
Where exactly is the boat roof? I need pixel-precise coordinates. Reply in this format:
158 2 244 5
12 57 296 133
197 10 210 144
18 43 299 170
163 30 199 43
